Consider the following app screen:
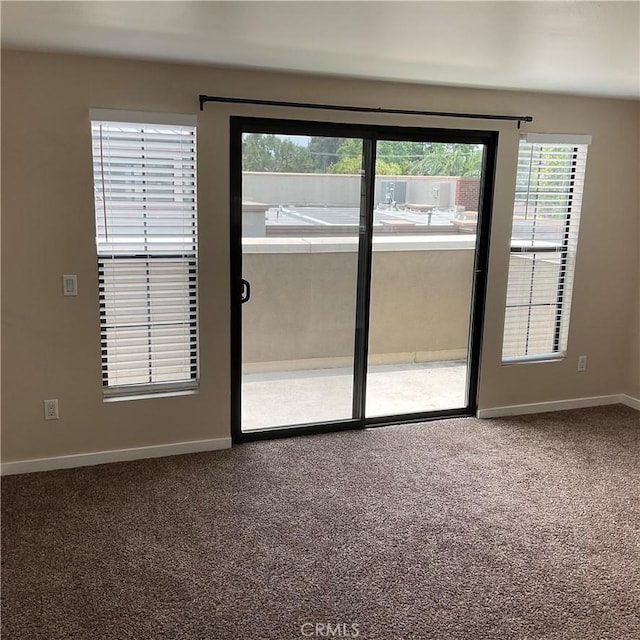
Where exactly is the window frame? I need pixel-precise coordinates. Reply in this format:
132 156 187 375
502 133 590 364
90 109 199 399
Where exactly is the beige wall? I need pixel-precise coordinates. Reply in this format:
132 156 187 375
1 51 639 463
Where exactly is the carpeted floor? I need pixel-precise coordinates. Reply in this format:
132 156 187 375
2 405 639 640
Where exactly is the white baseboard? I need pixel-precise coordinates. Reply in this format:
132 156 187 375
476 394 638 419
620 395 640 411
4 395 637 475
0 437 232 476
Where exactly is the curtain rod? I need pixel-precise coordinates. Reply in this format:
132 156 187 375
198 94 533 127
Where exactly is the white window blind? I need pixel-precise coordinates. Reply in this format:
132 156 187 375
502 134 590 362
90 112 198 397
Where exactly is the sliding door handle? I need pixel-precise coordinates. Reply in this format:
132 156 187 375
240 278 251 304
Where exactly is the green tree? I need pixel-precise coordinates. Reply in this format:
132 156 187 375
242 134 484 177
327 139 483 176
374 159 404 175
408 143 483 176
328 139 422 174
327 138 362 174
242 134 276 171
307 137 345 171
242 134 315 172
376 141 424 174
328 156 403 175
327 156 361 174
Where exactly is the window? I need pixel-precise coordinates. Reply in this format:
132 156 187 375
90 110 198 397
502 133 590 362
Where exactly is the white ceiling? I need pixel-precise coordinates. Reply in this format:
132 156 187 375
2 1 639 99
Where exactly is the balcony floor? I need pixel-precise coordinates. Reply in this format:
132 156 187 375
241 360 468 431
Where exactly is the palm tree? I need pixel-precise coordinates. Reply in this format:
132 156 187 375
408 144 483 176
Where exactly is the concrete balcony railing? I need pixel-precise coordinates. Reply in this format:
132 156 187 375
241 235 476 373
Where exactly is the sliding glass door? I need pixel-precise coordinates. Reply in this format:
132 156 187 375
237 132 363 430
230 118 496 440
365 139 483 417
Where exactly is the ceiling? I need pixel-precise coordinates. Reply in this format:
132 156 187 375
2 1 639 99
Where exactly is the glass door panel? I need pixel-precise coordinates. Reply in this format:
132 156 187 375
365 141 484 416
232 119 495 440
240 133 362 431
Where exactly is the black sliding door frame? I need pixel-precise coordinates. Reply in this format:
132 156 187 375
351 138 376 423
230 117 497 443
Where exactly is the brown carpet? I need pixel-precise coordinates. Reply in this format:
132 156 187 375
2 405 639 639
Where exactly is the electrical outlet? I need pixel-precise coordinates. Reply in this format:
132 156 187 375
44 399 59 420
577 355 587 372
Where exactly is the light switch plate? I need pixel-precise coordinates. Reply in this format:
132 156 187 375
62 275 78 296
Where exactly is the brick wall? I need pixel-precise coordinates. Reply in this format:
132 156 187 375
455 177 480 211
